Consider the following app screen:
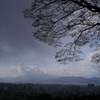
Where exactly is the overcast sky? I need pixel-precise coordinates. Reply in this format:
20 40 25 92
0 0 100 81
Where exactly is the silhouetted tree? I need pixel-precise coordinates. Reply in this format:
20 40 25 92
24 0 100 64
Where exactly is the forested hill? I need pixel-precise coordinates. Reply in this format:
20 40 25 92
0 83 100 100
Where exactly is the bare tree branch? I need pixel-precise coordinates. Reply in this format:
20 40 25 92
24 0 100 64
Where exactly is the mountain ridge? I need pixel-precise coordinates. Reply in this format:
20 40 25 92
38 76 100 84
0 75 100 84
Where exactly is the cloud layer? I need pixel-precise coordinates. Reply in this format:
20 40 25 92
0 0 100 80
0 52 100 79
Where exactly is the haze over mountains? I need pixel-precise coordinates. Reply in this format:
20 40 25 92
1 75 100 84
43 76 100 84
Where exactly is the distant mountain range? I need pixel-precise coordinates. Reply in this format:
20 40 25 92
0 75 100 84
40 76 100 84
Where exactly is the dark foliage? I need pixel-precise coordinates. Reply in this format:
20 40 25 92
0 83 100 100
23 0 100 64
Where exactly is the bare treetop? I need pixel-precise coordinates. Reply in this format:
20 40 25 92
24 0 100 64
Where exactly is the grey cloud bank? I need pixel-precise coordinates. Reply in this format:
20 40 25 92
0 0 100 81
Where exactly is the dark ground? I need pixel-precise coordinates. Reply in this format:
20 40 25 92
0 83 100 100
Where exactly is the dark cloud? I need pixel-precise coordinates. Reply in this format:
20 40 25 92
0 0 57 68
